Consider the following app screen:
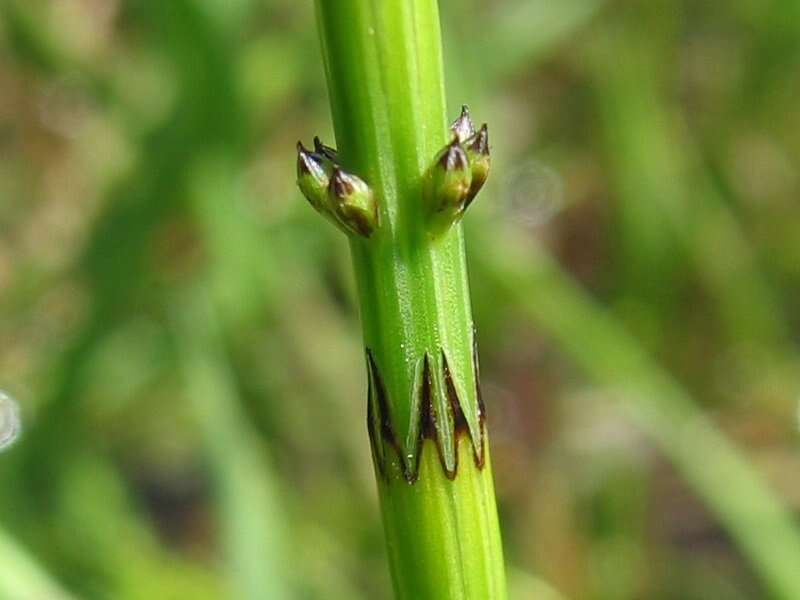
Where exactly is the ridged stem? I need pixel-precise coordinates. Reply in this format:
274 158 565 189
313 2 506 598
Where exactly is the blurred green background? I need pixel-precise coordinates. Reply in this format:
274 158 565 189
1 1 800 598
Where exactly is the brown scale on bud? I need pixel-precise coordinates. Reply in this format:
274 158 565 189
329 167 379 238
464 123 490 207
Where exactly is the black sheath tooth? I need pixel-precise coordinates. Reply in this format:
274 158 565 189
367 349 404 480
366 343 487 483
472 331 486 468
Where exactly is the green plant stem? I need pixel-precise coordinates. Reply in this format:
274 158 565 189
314 2 506 598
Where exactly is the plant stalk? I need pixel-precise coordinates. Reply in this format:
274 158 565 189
310 1 506 598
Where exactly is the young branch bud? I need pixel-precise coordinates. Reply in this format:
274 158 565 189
425 138 472 236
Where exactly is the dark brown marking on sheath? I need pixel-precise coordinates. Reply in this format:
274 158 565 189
407 353 434 483
366 341 487 483
472 330 486 468
442 350 469 437
443 349 485 472
367 349 402 479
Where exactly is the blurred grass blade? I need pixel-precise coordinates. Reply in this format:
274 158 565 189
10 0 247 501
0 526 80 600
475 224 800 599
591 27 790 356
485 0 604 79
508 567 569 600
173 291 289 600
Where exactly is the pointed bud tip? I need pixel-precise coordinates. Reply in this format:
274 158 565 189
450 105 476 143
314 136 338 161
296 143 311 175
469 124 489 155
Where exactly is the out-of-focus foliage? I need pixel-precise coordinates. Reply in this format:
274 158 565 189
1 1 799 598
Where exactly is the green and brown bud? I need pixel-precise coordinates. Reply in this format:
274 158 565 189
329 167 378 238
464 123 490 207
450 105 475 144
296 141 331 213
297 138 378 238
425 138 472 236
